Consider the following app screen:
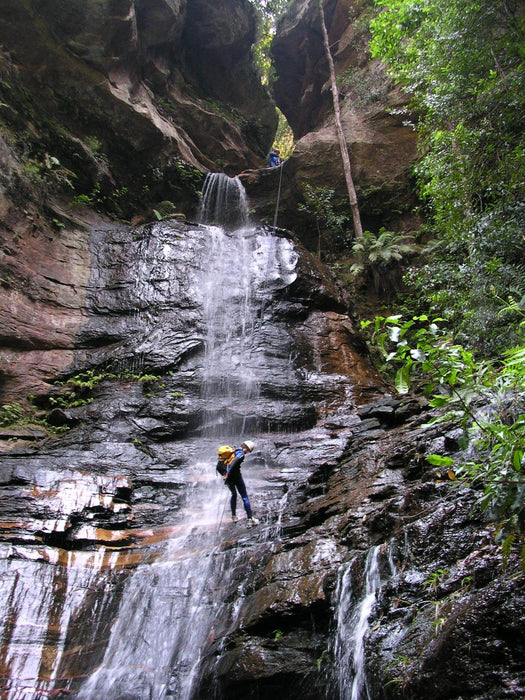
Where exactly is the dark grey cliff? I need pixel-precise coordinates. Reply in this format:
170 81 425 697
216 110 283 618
0 216 523 699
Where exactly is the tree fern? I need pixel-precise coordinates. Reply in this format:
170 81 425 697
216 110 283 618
350 228 417 296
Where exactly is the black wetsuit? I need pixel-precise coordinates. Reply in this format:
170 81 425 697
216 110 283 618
217 447 253 519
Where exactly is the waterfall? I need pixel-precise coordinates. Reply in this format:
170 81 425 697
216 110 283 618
198 172 249 229
198 226 259 436
333 546 385 700
0 548 118 700
198 173 297 437
76 174 297 700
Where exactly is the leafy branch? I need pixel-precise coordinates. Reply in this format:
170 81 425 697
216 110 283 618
363 315 525 542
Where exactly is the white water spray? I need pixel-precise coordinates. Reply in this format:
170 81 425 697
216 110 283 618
334 546 385 700
198 172 249 229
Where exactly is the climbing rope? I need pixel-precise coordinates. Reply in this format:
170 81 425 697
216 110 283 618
272 161 284 232
215 482 229 538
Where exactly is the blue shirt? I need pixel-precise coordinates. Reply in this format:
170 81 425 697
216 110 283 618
268 151 280 167
226 447 245 478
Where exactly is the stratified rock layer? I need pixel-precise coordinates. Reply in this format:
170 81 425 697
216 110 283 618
0 217 523 700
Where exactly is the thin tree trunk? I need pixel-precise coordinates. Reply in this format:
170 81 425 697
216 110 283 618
318 0 363 237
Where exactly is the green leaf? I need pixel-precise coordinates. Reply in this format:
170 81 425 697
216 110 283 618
429 395 451 407
385 314 403 324
427 454 455 467
395 365 410 394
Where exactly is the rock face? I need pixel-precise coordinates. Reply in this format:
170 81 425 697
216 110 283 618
0 0 276 222
0 211 523 699
0 212 383 698
0 3 522 698
260 0 420 240
201 400 525 700
0 211 377 403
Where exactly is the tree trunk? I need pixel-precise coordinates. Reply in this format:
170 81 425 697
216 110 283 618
318 0 363 237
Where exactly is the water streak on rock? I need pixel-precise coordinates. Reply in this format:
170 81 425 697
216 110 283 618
334 546 388 700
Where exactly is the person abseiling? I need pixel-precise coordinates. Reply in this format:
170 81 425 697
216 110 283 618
268 147 281 167
216 441 259 525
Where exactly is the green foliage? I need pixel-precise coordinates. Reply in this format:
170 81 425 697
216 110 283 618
249 0 291 84
274 108 294 159
249 0 295 159
0 402 26 427
45 365 169 409
337 62 392 108
404 208 525 356
51 369 108 408
298 184 350 259
22 152 76 192
137 373 165 396
0 401 68 435
170 158 203 194
350 228 417 297
72 192 93 206
370 0 525 358
152 201 182 221
84 135 102 155
72 181 135 214
423 568 448 591
364 314 525 548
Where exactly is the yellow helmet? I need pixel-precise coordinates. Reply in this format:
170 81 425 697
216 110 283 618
242 440 255 453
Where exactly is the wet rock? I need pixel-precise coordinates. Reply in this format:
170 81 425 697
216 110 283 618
211 634 327 700
0 216 521 699
46 407 79 427
0 427 47 441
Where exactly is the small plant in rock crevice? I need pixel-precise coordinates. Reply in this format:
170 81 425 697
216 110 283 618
137 374 165 397
0 402 26 427
42 365 168 410
422 568 448 592
0 401 67 435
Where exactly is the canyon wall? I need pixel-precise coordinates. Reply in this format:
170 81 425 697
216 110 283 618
243 0 420 245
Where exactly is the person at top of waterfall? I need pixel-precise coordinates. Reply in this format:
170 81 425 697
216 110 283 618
268 147 282 167
216 441 259 525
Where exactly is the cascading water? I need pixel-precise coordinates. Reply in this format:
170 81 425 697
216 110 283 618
198 172 249 229
198 173 298 438
198 226 259 436
77 173 298 700
0 548 119 699
333 545 391 700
